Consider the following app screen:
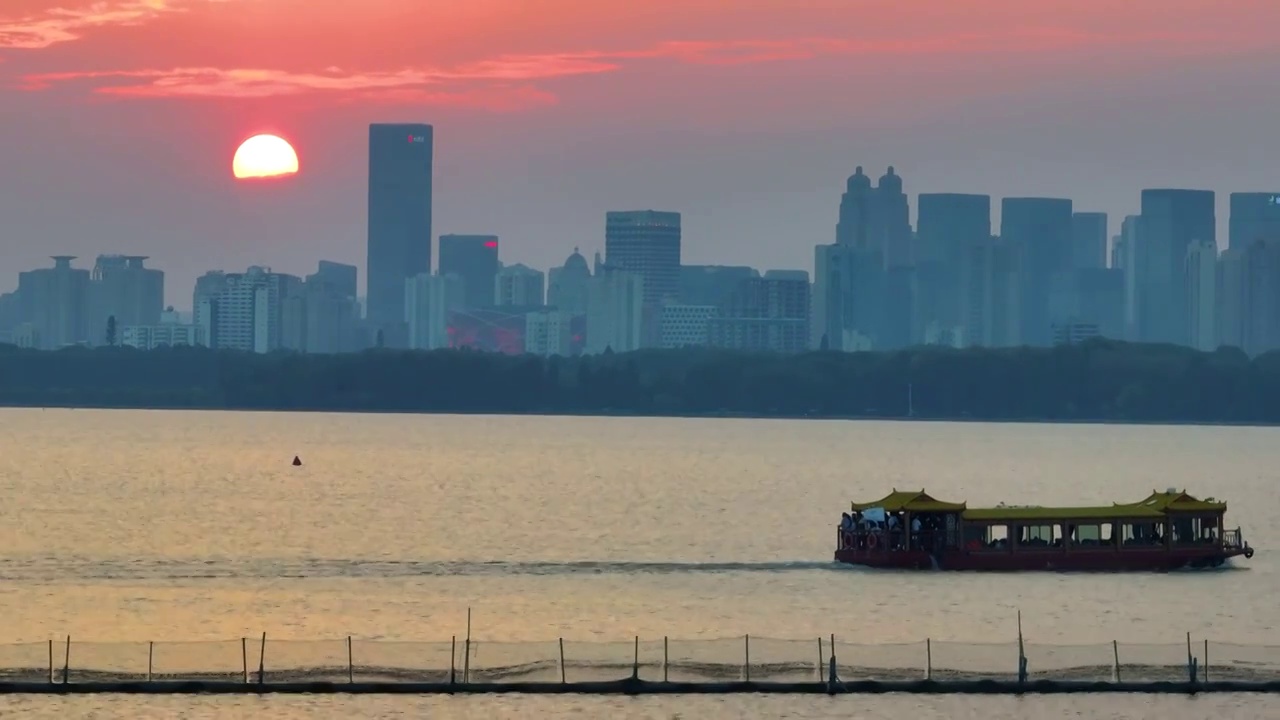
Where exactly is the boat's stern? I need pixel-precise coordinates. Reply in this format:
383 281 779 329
1223 527 1255 561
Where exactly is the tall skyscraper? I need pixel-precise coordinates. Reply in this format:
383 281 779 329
438 234 500 310
1119 215 1142 340
835 166 912 265
1003 197 1073 346
874 167 913 268
367 123 433 346
836 167 873 249
1216 246 1247 351
15 256 90 349
88 255 164 344
916 193 991 345
1185 237 1218 351
961 235 1022 348
1138 189 1215 345
1241 239 1280 355
822 166 911 350
813 243 883 350
1070 212 1108 270
604 210 681 306
1229 193 1280 249
605 210 681 347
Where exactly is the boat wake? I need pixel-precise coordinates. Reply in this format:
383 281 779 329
0 558 850 582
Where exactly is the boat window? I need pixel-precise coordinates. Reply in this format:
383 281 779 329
1172 516 1209 545
985 525 1009 549
1200 517 1220 542
1019 524 1056 547
1070 524 1109 546
1122 521 1164 547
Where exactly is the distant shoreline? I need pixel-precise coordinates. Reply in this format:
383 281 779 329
4 341 1279 427
4 402 1277 429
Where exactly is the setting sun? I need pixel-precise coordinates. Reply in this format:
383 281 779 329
232 134 299 180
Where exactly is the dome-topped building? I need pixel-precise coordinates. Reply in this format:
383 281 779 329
878 166 902 194
562 247 589 276
837 166 874 248
846 166 871 192
548 247 592 315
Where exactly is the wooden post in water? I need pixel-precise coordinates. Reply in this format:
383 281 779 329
744 635 750 683
1112 640 1121 682
828 634 837 687
347 636 354 684
1186 631 1195 683
62 636 70 684
631 636 639 680
47 639 53 684
817 638 824 681
558 638 566 684
464 609 473 685
1016 610 1026 684
147 641 153 682
241 638 248 684
926 638 932 680
663 637 669 683
257 632 266 685
449 636 456 685
1204 638 1210 682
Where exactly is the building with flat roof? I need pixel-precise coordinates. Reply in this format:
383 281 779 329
367 123 433 345
605 210 681 308
439 234 500 310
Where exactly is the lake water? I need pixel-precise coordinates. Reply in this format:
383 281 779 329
0 408 1277 718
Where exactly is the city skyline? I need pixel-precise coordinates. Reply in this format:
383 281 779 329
3 1 1280 304
4 175 1277 312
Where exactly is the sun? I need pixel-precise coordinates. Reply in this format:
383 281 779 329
232 134 299 180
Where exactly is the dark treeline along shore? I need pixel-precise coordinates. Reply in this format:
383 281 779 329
1 340 1279 424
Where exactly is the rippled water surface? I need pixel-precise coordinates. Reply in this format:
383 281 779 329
0 409 1277 717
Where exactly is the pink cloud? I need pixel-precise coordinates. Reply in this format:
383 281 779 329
18 54 621 99
14 27 1270 107
0 0 208 50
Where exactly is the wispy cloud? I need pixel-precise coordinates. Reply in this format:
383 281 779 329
16 48 641 102
0 0 200 50
14 28 1262 107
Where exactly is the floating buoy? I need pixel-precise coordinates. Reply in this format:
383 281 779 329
292 456 302 466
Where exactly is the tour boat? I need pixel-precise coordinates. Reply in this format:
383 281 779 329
834 489 1254 571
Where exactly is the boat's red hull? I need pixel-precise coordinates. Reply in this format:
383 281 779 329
833 546 1253 571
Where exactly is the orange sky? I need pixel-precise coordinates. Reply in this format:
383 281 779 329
2 0 1280 305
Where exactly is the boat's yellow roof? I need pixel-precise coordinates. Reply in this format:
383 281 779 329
850 489 1226 523
962 504 1165 522
850 490 966 513
1131 490 1227 513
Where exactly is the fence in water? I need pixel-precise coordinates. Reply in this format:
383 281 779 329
1 634 1278 686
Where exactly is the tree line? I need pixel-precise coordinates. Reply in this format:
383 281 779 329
0 340 1277 424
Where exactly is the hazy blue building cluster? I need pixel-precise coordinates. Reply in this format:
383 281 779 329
3 131 1280 358
813 168 1280 355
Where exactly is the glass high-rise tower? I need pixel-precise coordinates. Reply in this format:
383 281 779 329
366 123 433 346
